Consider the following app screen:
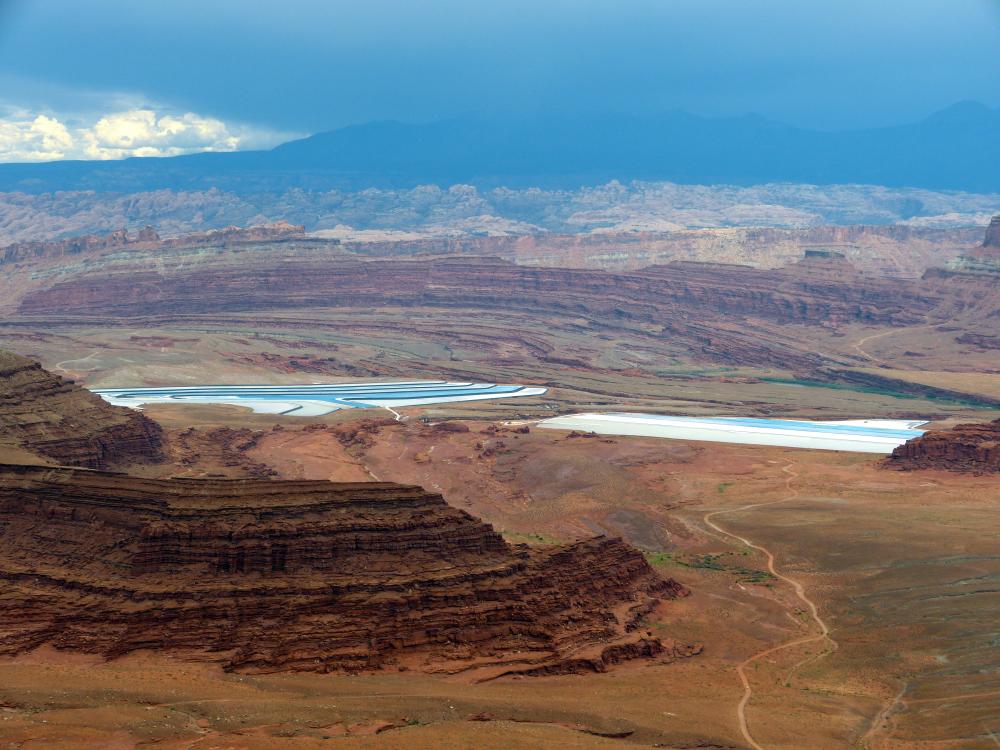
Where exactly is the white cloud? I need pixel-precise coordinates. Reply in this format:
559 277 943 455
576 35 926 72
81 109 242 159
0 107 285 162
0 114 74 161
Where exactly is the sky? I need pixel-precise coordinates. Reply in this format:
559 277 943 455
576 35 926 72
0 0 998 161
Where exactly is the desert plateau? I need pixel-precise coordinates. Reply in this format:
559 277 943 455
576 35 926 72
1 5 999 748
0 212 997 748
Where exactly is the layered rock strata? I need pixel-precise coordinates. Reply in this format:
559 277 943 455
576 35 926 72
12 250 956 378
342 224 981 277
930 214 1000 275
0 464 687 675
18 253 933 327
886 419 1000 473
0 350 163 468
922 216 1000 319
1 222 304 266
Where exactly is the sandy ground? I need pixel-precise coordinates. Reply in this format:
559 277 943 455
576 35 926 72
4 417 997 749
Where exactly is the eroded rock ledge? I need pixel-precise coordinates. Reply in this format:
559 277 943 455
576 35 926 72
18 252 932 327
0 221 305 266
0 464 690 676
885 418 1000 474
0 350 163 469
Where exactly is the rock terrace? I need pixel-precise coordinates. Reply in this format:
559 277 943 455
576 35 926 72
0 349 162 469
0 464 690 676
886 418 1000 474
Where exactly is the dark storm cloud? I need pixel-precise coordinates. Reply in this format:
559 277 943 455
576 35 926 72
0 0 998 134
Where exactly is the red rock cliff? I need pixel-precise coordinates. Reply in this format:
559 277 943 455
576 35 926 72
885 419 1000 474
18 252 933 328
0 464 689 675
0 350 163 469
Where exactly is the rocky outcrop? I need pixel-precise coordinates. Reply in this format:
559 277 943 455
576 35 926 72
0 464 689 675
346 224 981 277
886 419 1000 473
921 217 1000 321
167 426 279 478
984 215 1000 249
0 227 158 265
0 222 304 266
0 350 163 468
929 215 1000 277
158 220 305 249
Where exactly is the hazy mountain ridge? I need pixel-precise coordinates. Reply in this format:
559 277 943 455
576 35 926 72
1 104 999 194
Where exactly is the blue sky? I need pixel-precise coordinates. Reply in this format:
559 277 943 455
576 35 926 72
0 0 998 160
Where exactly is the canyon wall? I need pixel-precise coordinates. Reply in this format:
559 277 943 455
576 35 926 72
343 224 980 277
17 253 934 328
0 350 163 468
0 222 305 266
1 221 978 276
0 464 689 675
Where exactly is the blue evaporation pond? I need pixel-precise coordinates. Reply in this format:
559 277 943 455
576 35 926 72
101 383 525 403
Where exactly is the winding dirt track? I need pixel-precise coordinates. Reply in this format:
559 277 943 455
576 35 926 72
703 464 837 750
851 323 935 366
859 681 908 750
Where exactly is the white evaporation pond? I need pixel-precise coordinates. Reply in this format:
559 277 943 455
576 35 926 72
537 413 927 454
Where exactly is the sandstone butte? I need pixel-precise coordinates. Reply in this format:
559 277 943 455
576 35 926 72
886 418 1000 474
0 464 690 676
0 349 163 469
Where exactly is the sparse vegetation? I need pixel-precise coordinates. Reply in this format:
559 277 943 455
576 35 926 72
502 531 561 546
643 551 675 566
673 552 775 585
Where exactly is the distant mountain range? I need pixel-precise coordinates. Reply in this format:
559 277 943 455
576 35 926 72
2 102 999 193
